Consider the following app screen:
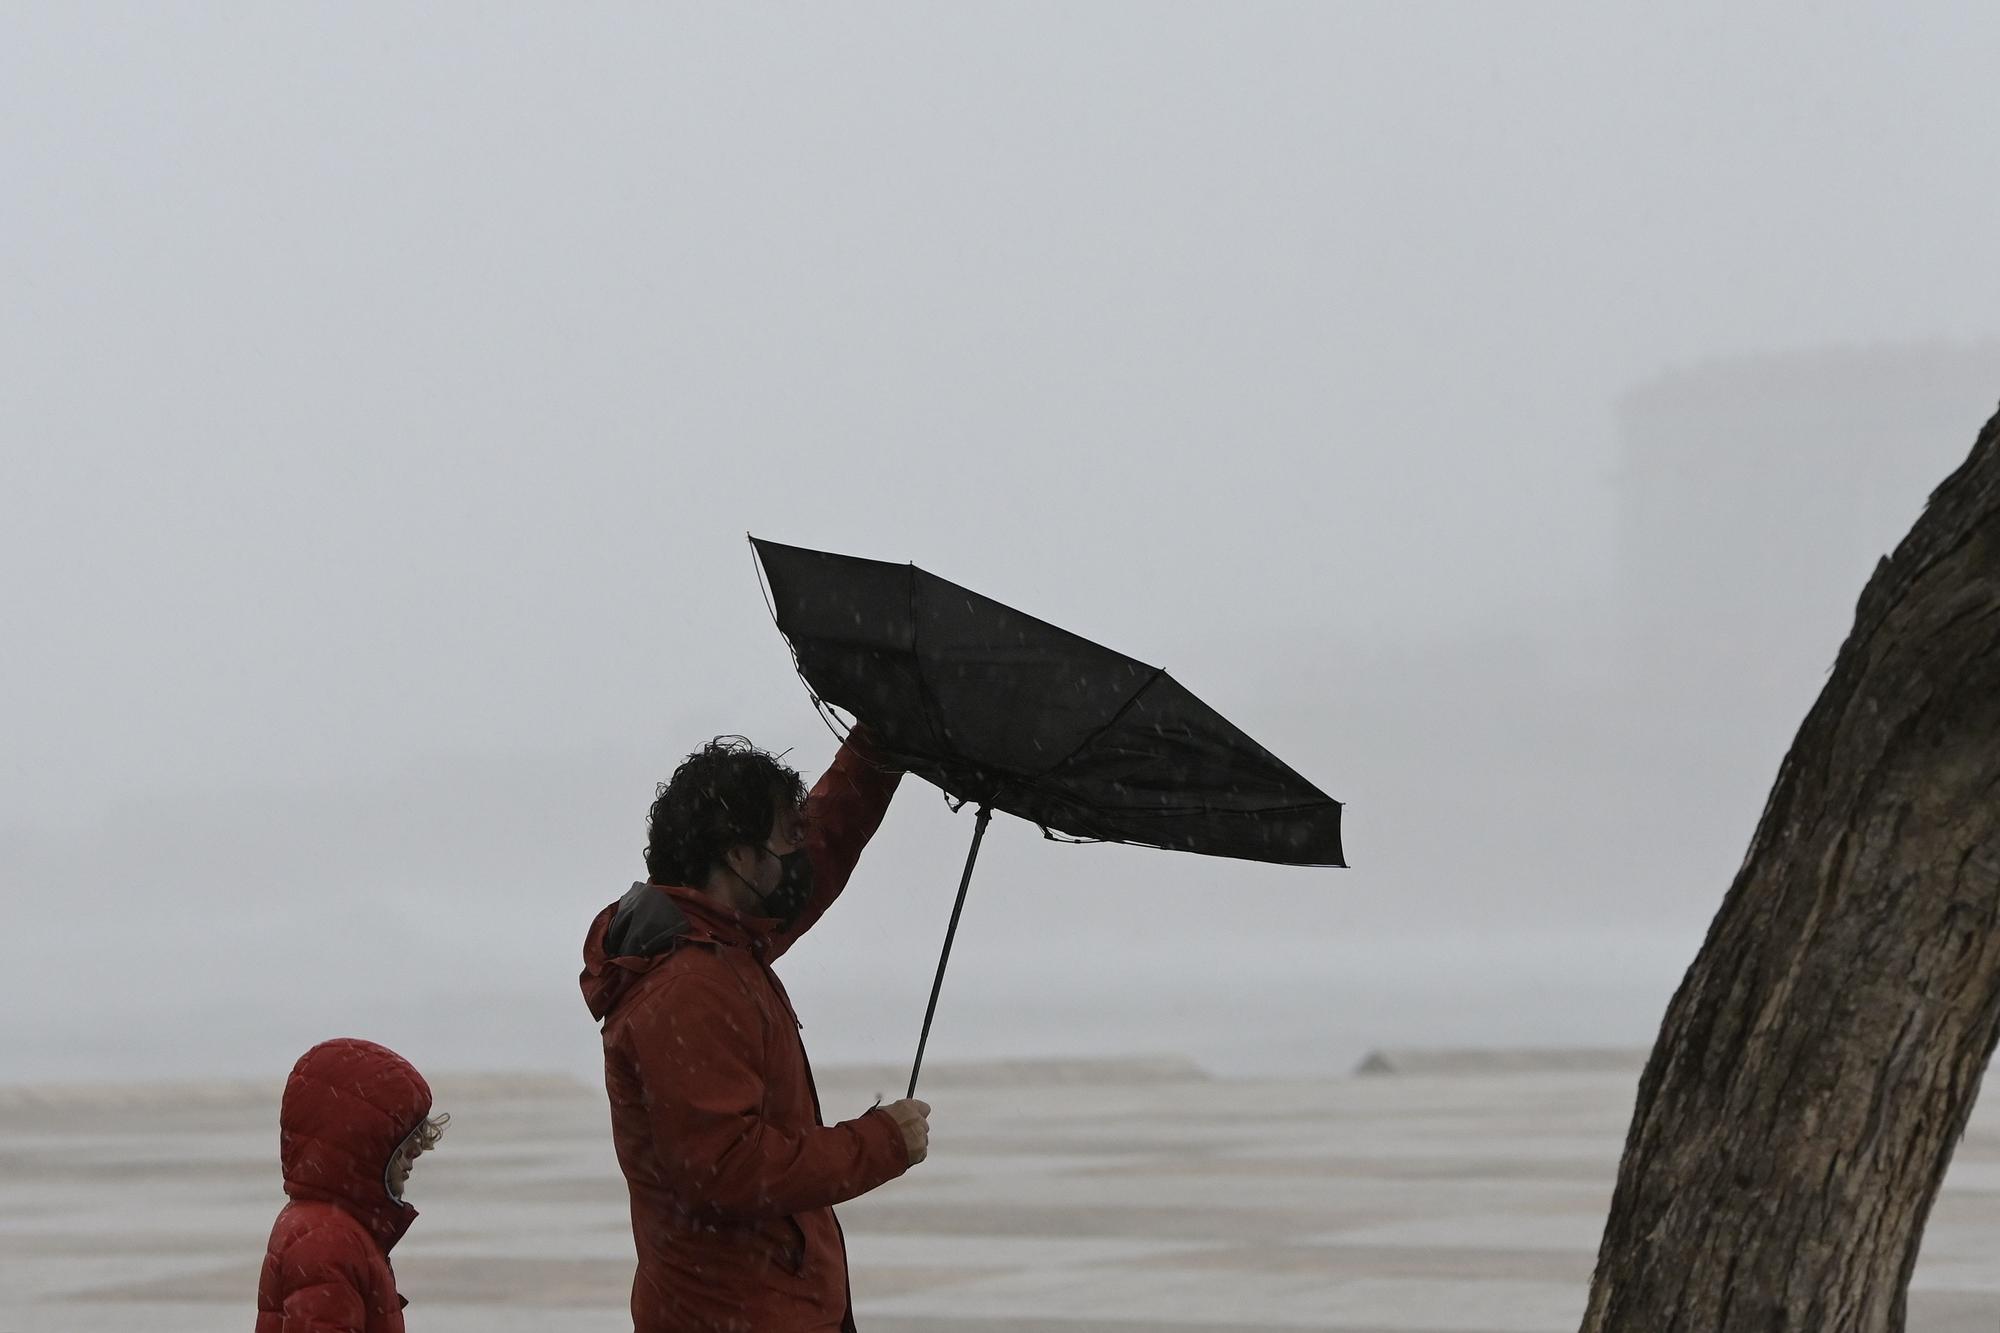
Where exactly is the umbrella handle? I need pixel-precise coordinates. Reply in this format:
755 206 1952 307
907 804 992 1100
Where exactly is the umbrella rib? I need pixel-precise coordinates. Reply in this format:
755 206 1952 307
1037 664 1167 781
751 535 854 748
1083 798 1338 816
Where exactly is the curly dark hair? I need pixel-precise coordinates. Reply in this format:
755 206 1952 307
644 736 808 885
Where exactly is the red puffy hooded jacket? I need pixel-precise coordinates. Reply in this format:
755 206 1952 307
255 1038 431 1333
580 735 909 1333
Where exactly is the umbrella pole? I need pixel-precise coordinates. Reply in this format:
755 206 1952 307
908 804 992 1099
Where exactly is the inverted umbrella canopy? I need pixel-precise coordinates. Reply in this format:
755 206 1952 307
750 537 1345 866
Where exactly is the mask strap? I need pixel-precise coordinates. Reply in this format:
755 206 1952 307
728 846 783 914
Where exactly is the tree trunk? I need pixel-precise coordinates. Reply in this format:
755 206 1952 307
1582 409 2000 1333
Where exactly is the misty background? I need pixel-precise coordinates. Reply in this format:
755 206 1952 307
5 4 1998 1092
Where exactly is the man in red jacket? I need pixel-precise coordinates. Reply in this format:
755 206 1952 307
256 1037 448 1333
581 730 930 1333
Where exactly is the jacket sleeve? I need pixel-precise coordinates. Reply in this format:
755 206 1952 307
628 972 909 1220
276 1262 368 1333
769 727 904 959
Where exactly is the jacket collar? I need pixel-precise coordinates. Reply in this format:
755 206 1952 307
657 881 781 953
286 1183 419 1254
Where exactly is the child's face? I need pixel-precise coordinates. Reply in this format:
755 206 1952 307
386 1138 427 1199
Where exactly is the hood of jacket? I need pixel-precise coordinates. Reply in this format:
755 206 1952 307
279 1037 431 1254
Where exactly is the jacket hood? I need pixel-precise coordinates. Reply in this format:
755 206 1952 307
582 881 777 1020
279 1037 431 1253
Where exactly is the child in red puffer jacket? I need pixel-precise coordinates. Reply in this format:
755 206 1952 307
255 1038 447 1333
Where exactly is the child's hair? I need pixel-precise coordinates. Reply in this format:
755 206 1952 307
405 1111 449 1155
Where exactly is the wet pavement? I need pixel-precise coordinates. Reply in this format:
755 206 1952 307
4 1055 1996 1331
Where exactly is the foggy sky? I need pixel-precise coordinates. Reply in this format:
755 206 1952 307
6 4 1999 1084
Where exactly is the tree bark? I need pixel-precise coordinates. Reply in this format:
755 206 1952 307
1582 409 2000 1333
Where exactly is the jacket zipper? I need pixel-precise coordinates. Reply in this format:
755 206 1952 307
753 954 821 1284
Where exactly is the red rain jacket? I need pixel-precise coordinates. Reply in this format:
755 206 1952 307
581 736 909 1333
256 1038 431 1333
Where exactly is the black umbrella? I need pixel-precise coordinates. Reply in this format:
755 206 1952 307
750 537 1345 1094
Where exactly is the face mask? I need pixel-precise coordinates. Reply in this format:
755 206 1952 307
739 846 815 926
